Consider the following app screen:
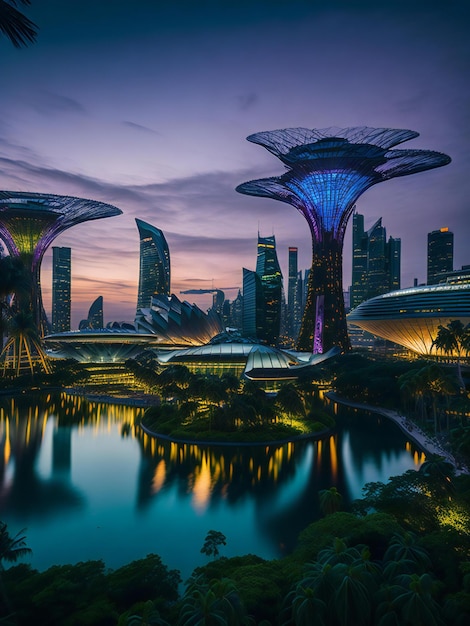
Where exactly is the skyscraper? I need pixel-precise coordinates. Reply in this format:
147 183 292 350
256 234 283 345
237 127 450 353
52 246 71 333
287 247 298 338
242 268 264 339
350 211 369 308
136 219 170 311
350 212 401 308
427 227 454 284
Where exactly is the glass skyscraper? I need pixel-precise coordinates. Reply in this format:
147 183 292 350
242 234 283 345
136 219 170 311
427 227 454 285
350 211 401 309
52 246 71 333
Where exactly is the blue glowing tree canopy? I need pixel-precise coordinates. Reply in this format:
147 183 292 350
236 127 451 243
236 127 451 354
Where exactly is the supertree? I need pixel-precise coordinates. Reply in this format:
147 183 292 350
0 191 121 373
236 127 451 353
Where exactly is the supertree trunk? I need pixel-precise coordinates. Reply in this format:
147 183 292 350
297 234 350 353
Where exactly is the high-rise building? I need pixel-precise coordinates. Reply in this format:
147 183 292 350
237 127 450 353
256 234 283 345
242 268 264 340
350 212 401 308
229 290 243 330
427 227 453 284
52 246 71 333
287 247 299 340
350 211 369 308
136 219 170 311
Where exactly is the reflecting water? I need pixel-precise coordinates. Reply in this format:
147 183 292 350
0 392 424 580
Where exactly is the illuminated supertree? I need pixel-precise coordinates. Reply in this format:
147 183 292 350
236 127 451 353
0 192 121 372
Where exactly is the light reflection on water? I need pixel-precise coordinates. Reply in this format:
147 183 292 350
0 392 424 581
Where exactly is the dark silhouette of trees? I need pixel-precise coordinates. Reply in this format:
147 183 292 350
200 530 227 559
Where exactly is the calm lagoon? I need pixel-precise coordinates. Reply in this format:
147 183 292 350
0 392 424 581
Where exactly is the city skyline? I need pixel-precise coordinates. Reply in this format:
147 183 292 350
1 0 469 327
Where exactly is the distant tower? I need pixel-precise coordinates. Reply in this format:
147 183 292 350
427 227 453 284
351 212 401 307
350 211 368 309
242 268 263 339
52 246 71 333
237 127 450 353
229 290 243 330
287 247 298 339
136 219 170 311
256 234 283 345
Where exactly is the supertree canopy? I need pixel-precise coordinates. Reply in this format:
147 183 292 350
236 127 451 353
0 191 122 336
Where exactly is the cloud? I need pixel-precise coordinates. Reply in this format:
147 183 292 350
122 121 161 135
31 91 87 117
238 92 258 111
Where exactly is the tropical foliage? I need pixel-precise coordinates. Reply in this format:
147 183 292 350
0 0 37 48
431 320 470 389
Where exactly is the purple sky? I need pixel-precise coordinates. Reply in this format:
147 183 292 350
1 0 469 327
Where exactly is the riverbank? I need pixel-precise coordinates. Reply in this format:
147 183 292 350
326 391 469 475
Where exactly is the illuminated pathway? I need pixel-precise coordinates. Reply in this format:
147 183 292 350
326 392 469 475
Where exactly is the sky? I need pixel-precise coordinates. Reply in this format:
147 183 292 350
1 0 469 327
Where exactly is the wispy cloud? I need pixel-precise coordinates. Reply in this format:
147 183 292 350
31 91 87 117
122 121 161 135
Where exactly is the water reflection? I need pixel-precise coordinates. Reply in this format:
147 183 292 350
0 392 424 576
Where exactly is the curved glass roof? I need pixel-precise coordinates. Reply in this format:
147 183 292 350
348 284 470 355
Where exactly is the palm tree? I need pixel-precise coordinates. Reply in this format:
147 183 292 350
0 0 37 47
178 576 246 626
318 487 342 516
286 584 327 626
390 573 444 626
431 320 470 390
383 533 431 578
276 383 305 423
0 521 32 618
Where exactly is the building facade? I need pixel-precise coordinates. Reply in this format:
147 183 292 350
136 219 170 311
242 235 283 345
427 227 453 285
52 246 71 333
350 211 401 309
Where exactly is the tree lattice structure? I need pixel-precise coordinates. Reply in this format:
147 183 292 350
236 126 451 353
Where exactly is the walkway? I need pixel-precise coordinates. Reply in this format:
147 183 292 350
326 392 469 475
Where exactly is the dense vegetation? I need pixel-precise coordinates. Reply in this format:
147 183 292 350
2 457 470 624
132 363 334 443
